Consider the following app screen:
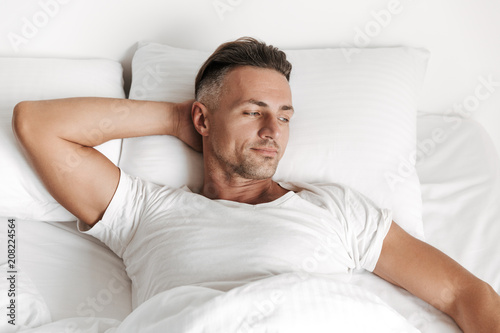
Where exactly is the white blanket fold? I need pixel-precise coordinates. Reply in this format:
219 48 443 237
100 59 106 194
112 273 419 333
18 273 421 332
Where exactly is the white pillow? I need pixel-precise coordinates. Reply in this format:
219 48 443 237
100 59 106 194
0 57 125 221
120 42 429 239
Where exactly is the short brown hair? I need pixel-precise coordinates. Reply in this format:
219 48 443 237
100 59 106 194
195 37 292 110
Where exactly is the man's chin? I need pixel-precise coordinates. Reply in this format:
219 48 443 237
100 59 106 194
235 161 279 180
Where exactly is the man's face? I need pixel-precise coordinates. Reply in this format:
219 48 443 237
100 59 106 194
206 66 293 180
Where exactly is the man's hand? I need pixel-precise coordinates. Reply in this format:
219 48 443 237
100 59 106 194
173 100 203 153
374 222 500 333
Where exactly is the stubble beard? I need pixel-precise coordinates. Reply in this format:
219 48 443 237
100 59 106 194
232 155 278 180
213 143 280 181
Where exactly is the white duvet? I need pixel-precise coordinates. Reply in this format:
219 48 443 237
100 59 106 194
20 273 419 333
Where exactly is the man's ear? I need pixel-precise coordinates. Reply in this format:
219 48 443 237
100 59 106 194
192 101 210 136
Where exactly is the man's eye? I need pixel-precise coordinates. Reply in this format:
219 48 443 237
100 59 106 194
279 117 290 123
244 112 260 116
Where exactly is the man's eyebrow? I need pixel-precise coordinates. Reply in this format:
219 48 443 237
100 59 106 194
245 99 294 112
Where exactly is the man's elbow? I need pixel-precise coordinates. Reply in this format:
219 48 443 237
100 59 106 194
12 101 37 146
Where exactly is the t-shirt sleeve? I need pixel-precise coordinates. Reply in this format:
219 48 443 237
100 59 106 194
345 187 393 272
77 169 160 258
320 184 393 272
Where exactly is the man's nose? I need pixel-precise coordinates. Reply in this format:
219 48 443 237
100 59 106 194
258 115 281 141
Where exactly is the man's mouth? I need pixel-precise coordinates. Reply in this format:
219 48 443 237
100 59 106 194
250 147 278 157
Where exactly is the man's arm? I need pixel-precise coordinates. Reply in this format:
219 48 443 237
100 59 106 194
374 222 500 332
12 97 200 226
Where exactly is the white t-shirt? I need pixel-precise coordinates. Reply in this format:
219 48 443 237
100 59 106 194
78 169 392 308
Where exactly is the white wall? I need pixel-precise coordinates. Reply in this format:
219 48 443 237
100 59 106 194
1 0 499 155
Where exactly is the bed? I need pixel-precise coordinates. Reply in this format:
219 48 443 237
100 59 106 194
1 3 500 332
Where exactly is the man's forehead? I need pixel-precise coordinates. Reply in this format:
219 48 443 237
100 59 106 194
220 66 293 109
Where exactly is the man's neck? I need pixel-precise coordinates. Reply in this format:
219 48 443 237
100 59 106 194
200 174 289 205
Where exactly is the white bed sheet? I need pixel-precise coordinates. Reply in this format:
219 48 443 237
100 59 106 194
1 114 499 332
416 113 500 289
0 221 132 331
348 113 500 333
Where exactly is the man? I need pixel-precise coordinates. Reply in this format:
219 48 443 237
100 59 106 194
13 37 500 332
